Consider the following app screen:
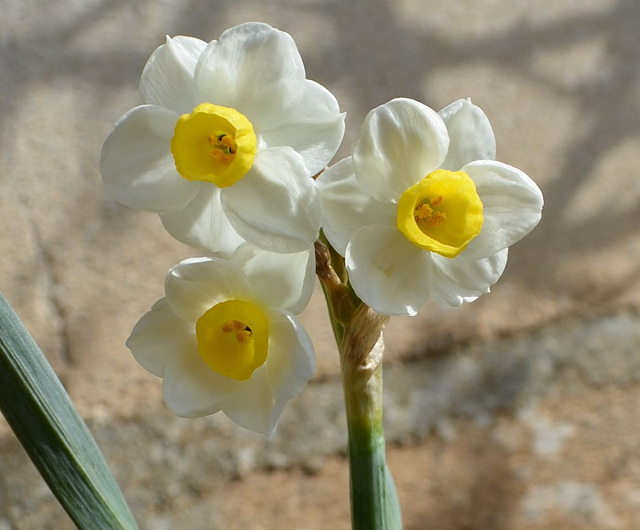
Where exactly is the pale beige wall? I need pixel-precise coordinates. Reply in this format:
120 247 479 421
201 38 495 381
1 1 639 528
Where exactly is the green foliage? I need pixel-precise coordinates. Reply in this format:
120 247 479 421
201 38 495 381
0 292 138 529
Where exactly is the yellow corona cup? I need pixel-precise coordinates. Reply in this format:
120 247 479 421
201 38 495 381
195 299 269 381
171 103 257 187
397 169 484 258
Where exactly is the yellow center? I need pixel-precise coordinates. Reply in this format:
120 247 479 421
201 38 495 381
396 169 484 258
195 299 269 381
170 103 257 188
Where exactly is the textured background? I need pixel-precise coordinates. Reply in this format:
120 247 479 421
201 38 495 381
2 0 640 528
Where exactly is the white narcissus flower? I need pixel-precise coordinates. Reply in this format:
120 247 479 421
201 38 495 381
318 98 543 316
126 245 316 434
101 22 345 255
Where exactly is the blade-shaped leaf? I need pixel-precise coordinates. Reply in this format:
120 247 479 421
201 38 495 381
0 292 138 529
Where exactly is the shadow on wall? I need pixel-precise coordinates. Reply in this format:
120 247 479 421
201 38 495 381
405 431 521 530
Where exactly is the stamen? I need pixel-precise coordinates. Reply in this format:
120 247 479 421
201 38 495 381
414 197 447 226
428 212 447 225
414 202 433 221
221 319 253 344
208 134 238 164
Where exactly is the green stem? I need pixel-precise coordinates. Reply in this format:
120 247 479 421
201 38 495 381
315 239 402 529
339 306 401 530
344 373 388 529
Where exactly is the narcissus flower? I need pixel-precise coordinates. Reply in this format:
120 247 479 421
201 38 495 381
126 245 316 434
319 98 543 316
101 22 345 254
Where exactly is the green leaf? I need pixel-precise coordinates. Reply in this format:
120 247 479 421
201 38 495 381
0 292 138 529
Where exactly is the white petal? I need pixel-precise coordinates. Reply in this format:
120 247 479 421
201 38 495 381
438 98 496 170
232 243 316 314
218 368 277 434
220 309 316 434
139 36 207 115
346 225 434 316
462 161 544 260
430 249 508 307
260 80 346 175
317 157 397 256
263 309 315 404
221 147 322 253
126 298 192 377
164 257 252 322
159 184 244 255
100 105 198 212
194 22 305 131
162 340 244 418
352 98 449 203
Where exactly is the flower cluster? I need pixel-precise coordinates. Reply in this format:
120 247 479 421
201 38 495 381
101 23 543 434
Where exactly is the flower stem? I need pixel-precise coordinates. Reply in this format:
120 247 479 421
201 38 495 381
315 239 402 529
339 306 401 530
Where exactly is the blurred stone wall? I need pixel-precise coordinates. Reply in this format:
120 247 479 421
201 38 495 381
1 0 640 528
